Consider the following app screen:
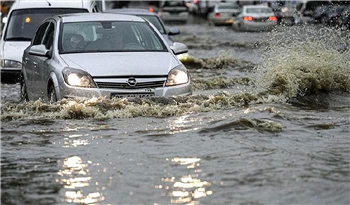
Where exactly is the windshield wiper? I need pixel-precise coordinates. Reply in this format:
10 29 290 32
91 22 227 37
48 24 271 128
5 37 32 41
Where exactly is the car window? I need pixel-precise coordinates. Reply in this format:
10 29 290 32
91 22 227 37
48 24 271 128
60 21 167 54
32 22 49 45
246 8 273 14
42 22 55 49
139 15 165 34
4 8 88 41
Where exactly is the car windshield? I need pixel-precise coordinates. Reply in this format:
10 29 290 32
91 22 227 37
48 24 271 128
246 8 273 14
138 15 165 34
60 21 167 54
4 8 88 41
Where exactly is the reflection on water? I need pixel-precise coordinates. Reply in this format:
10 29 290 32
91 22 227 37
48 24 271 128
157 157 212 204
57 156 105 204
63 134 90 148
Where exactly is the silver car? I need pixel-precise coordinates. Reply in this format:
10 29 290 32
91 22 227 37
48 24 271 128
208 2 241 26
21 13 192 102
233 5 277 32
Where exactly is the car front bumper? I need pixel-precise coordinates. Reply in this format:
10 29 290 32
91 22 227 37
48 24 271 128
1 67 21 82
58 81 192 100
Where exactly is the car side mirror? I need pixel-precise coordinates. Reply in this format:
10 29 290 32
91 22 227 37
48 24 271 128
29 44 49 57
171 42 188 55
168 27 180 36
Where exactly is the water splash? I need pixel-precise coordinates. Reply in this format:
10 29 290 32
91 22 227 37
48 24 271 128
181 52 254 70
1 92 285 121
256 26 350 98
193 77 251 90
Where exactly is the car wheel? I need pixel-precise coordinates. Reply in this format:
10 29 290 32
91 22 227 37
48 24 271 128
48 84 57 103
20 73 29 102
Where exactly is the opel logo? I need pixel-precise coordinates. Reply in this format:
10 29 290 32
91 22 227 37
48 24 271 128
127 77 137 87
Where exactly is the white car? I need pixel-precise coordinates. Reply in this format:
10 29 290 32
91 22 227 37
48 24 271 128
233 5 277 32
208 2 241 26
21 13 192 101
0 0 101 82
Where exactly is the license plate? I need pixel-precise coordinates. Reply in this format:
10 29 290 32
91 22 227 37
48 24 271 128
111 93 155 99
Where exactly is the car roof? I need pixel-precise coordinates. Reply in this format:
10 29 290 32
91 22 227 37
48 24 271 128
58 13 145 23
9 0 91 10
105 8 157 16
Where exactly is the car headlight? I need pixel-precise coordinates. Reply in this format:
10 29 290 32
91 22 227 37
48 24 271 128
0 59 22 68
62 68 96 88
166 65 189 87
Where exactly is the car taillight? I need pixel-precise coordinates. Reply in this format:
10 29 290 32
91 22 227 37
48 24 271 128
269 16 277 21
193 0 198 4
215 13 220 18
243 16 253 21
148 6 154 13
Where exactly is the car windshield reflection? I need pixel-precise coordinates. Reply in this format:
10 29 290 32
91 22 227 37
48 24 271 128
59 21 167 54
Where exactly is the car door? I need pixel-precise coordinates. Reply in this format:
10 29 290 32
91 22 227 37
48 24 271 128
23 22 49 99
33 21 55 100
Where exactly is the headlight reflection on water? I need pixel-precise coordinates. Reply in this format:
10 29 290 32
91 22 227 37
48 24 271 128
57 156 105 204
156 157 213 204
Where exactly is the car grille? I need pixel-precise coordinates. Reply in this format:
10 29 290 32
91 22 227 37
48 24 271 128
96 81 165 89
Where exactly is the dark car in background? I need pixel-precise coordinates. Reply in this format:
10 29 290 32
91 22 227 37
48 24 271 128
326 5 345 26
340 5 350 28
313 4 331 24
295 0 329 24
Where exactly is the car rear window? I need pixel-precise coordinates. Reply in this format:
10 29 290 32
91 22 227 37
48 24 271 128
246 8 273 14
4 8 88 41
218 4 239 10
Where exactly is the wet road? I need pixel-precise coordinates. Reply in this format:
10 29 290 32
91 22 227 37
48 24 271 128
1 19 350 204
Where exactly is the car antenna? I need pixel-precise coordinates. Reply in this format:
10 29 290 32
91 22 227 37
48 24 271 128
46 0 51 6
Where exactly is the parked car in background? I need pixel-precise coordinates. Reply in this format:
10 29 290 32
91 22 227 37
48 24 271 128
0 0 101 83
21 13 191 102
233 5 277 32
208 2 240 26
294 0 329 24
158 0 189 23
105 8 180 46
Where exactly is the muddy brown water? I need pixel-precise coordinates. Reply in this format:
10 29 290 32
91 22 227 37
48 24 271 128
1 21 350 204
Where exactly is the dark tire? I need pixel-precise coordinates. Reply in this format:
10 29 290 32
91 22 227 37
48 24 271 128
48 84 57 103
20 73 29 102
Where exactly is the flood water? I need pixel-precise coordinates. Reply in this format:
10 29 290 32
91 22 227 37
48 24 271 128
1 19 350 204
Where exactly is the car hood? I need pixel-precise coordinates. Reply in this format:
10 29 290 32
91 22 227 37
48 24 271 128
2 41 31 62
61 52 181 77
